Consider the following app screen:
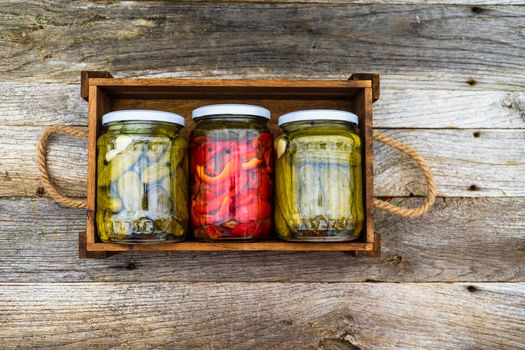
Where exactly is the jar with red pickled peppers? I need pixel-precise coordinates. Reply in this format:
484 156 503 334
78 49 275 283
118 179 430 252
190 104 273 241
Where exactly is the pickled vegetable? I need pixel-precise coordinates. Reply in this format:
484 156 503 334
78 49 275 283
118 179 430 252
274 122 363 241
96 121 188 244
190 125 273 241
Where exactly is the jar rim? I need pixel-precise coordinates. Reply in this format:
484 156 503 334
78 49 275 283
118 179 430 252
278 109 358 126
102 110 185 126
192 104 270 120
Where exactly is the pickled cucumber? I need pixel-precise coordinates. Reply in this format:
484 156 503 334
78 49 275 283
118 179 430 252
142 154 170 184
146 185 171 218
145 138 169 162
274 123 364 241
174 166 189 223
96 210 111 242
274 135 301 232
98 194 122 213
274 201 290 238
170 136 189 170
96 122 189 244
118 171 143 212
98 142 143 187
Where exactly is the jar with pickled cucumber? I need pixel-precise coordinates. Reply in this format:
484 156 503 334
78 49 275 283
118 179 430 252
274 110 364 242
96 110 189 244
190 104 273 241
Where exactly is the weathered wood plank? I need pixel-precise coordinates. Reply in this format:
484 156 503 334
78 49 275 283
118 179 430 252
0 197 523 283
196 0 525 3
375 90 525 128
0 282 523 349
0 126 87 198
0 3 523 90
114 1 525 4
374 129 525 197
1 83 524 128
1 126 522 197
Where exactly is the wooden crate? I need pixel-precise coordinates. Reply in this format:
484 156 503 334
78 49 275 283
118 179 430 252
79 71 380 258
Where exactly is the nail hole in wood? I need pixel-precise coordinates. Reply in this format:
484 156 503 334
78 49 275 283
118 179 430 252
466 78 477 86
473 131 481 138
469 184 480 191
467 285 478 293
471 6 484 14
126 263 136 270
36 186 45 196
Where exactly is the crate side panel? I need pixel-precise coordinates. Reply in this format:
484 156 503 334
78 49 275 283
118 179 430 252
351 88 375 245
85 87 111 249
87 242 373 252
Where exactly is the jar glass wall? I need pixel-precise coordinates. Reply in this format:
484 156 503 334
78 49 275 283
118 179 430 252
190 104 273 241
96 110 188 244
274 110 364 242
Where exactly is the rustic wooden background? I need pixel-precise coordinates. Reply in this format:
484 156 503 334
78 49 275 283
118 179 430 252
1 1 524 349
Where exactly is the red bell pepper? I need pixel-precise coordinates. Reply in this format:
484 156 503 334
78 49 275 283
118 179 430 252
257 172 271 201
192 195 232 226
193 191 231 215
231 220 260 237
231 217 272 238
233 188 259 208
241 158 262 170
234 198 272 222
191 132 273 240
253 132 272 149
196 159 235 184
205 225 222 239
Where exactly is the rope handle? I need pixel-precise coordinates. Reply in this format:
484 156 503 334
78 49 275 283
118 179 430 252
373 132 436 217
36 125 87 208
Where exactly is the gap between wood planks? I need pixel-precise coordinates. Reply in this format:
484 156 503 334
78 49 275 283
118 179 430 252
0 281 522 285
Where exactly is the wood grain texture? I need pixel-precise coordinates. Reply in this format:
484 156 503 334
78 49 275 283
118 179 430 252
375 90 525 128
0 282 523 349
85 241 373 252
130 0 525 3
1 197 523 283
2 83 523 128
374 129 525 197
0 3 524 90
1 1 524 347
1 126 522 198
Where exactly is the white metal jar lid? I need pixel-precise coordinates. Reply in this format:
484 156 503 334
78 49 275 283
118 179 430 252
192 104 271 119
278 109 359 126
102 110 185 126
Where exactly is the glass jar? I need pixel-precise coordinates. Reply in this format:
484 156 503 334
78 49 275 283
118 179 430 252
274 110 364 242
190 104 273 241
96 110 189 244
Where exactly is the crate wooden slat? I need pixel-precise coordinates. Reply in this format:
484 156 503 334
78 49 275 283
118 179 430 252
80 71 379 258
84 240 374 252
